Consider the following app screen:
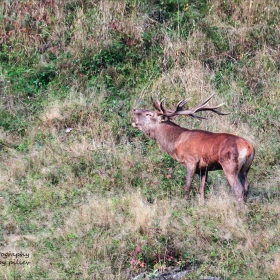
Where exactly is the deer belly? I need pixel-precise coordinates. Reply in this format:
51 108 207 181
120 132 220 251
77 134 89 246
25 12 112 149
197 157 222 171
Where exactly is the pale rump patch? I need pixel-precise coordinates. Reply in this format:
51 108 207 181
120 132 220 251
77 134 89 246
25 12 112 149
239 148 247 159
239 148 247 166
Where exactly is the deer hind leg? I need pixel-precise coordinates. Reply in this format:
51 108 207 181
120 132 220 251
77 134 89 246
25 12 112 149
221 145 254 203
238 170 249 199
226 173 244 202
239 151 254 199
222 162 244 202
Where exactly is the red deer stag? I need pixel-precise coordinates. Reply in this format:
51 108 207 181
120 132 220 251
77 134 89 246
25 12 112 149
132 94 255 202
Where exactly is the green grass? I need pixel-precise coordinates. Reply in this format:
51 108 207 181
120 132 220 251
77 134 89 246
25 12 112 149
0 0 280 279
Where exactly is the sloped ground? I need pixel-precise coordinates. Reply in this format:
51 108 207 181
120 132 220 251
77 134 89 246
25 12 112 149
0 1 280 279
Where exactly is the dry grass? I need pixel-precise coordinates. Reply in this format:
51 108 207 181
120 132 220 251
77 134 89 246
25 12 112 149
211 0 280 25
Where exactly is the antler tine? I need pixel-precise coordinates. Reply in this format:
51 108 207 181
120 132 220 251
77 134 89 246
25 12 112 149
195 103 230 115
152 94 163 112
152 94 186 115
152 95 170 115
159 98 167 114
177 98 191 109
211 108 229 115
192 95 229 115
189 114 208 119
191 93 215 111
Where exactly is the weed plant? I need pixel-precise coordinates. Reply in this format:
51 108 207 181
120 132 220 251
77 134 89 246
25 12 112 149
0 0 280 279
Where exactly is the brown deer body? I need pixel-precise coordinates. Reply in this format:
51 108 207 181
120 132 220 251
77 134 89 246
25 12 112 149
132 95 255 202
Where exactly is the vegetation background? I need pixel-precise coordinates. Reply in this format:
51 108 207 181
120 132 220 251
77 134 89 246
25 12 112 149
0 0 280 279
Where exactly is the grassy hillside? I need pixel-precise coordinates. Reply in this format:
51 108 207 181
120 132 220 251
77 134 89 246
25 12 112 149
0 0 280 279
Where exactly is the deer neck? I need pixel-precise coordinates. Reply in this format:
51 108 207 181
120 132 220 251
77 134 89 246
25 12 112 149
153 121 187 156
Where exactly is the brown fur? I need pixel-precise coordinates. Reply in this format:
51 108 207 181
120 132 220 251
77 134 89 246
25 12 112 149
132 108 255 202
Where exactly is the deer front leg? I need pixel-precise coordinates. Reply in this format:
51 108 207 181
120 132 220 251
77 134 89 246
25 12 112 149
184 166 196 199
199 170 208 203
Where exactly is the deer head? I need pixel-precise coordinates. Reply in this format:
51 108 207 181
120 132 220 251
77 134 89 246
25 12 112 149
132 94 229 133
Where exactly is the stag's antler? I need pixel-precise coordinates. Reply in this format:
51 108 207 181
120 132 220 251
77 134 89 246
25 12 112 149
152 95 192 115
151 95 164 112
153 94 229 119
151 95 185 115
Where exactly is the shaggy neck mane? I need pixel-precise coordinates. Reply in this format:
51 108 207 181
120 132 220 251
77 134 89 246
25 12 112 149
153 121 187 155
